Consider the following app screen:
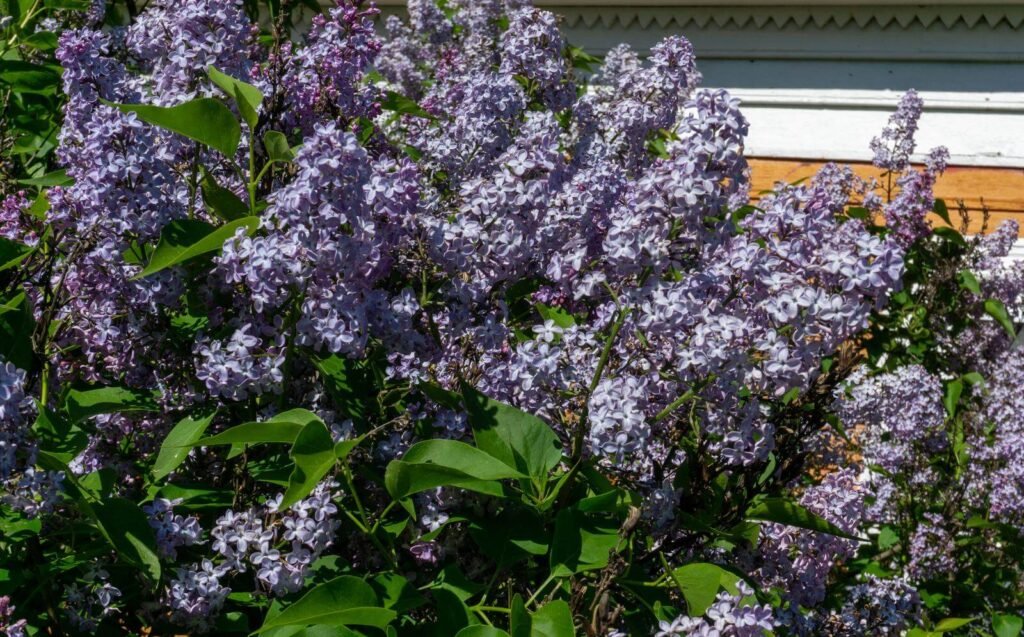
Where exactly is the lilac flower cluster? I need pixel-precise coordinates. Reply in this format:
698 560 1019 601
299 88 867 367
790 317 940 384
0 596 27 637
3 0 993 632
64 567 122 632
655 581 775 636
145 498 203 559
164 484 339 630
836 365 947 483
125 0 253 105
277 1 381 132
752 469 865 607
802 576 922 636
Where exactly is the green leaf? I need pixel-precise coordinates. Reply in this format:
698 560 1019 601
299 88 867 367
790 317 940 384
280 419 337 509
535 303 575 329
461 383 563 481
380 90 434 119
510 595 531 637
257 576 396 633
33 407 89 462
531 601 575 637
16 168 71 187
469 508 548 569
877 526 899 550
933 617 975 632
993 613 1024 637
64 386 159 423
984 298 1017 339
264 131 295 163
746 497 863 541
943 379 963 417
207 66 263 129
110 97 241 156
432 588 477 635
933 226 968 248
137 216 259 278
93 498 161 583
961 371 985 386
197 422 305 447
21 30 58 51
44 0 91 8
549 508 621 576
153 410 217 480
0 291 34 370
0 238 31 274
958 270 981 295
384 440 524 513
454 628 510 637
669 563 741 616
432 565 485 602
933 198 952 226
0 60 61 93
311 355 375 423
568 45 602 72
202 171 249 221
368 573 425 614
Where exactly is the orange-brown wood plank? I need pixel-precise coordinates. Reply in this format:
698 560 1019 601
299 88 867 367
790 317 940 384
748 158 1024 235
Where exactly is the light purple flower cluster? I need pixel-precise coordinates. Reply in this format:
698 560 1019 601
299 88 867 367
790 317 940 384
166 484 339 630
6 0 984 630
795 576 922 636
0 596 27 637
277 0 381 132
870 90 924 172
753 469 865 608
124 0 252 106
145 498 203 559
64 567 122 632
906 513 957 582
655 581 775 636
0 193 38 247
837 365 947 480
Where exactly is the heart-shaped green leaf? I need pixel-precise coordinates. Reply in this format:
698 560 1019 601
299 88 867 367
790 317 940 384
257 576 395 633
137 216 259 278
111 97 241 156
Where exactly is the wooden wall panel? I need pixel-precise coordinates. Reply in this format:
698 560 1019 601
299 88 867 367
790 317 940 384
748 158 1024 235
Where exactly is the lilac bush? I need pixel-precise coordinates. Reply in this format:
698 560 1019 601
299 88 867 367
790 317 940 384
0 0 1021 635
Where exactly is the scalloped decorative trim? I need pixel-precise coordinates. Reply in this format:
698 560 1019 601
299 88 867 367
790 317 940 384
552 5 1024 31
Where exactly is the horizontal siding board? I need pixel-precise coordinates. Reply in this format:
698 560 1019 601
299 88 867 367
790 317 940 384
749 158 1024 234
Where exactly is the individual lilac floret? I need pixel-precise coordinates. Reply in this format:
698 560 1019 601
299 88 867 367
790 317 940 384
409 541 442 567
871 90 924 172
